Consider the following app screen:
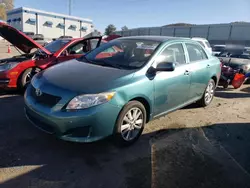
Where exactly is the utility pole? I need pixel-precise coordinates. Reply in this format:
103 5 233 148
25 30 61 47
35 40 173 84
69 0 72 15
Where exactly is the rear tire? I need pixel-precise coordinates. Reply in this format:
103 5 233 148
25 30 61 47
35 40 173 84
114 101 146 147
198 79 215 107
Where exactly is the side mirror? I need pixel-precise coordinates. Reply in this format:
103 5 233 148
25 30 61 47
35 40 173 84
156 62 175 72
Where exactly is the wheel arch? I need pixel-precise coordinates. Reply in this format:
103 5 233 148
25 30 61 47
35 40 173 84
211 75 218 85
128 96 152 123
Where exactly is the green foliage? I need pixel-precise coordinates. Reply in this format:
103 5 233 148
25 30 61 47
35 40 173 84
105 24 116 35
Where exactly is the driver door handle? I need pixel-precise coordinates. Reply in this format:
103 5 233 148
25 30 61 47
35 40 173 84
184 70 190 75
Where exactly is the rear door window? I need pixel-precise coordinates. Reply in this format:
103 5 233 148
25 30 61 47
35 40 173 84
186 43 208 62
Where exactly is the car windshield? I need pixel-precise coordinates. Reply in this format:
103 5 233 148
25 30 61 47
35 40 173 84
80 39 161 69
218 51 250 59
212 46 225 51
44 39 71 53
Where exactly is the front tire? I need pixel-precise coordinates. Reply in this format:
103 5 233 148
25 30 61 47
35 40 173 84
114 101 146 146
198 79 216 107
19 68 41 90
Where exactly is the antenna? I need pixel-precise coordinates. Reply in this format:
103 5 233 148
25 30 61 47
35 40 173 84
69 0 72 15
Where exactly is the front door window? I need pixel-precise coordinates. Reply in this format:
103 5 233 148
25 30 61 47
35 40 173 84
155 43 186 67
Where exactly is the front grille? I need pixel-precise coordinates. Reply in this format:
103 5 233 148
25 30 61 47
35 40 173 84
30 86 61 107
26 109 55 134
63 126 90 137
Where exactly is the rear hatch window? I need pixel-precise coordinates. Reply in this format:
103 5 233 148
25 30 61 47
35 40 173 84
205 41 211 48
197 41 205 47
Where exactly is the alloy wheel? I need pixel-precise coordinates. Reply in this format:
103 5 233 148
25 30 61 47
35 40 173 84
205 81 215 104
121 107 144 141
24 72 32 84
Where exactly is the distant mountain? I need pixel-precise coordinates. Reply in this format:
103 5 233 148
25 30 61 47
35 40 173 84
163 23 194 27
231 21 250 24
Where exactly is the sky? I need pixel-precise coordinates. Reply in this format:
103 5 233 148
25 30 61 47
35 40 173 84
15 0 250 33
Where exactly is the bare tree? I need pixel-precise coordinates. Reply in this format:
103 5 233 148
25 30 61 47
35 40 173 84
2 0 14 11
0 0 14 20
121 26 128 31
0 3 6 20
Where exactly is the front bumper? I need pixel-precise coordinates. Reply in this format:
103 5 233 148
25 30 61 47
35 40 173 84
0 71 10 88
0 79 10 87
24 90 122 143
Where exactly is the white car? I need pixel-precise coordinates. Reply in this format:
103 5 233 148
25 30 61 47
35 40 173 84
212 45 226 56
191 37 212 54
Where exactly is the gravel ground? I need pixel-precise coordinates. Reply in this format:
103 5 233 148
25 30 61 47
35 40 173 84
0 86 250 188
0 41 250 188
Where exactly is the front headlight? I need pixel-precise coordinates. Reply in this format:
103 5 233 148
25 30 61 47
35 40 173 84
0 62 18 72
66 92 115 110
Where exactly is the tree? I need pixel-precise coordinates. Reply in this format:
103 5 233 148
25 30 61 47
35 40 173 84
105 24 116 35
0 3 6 20
121 26 128 31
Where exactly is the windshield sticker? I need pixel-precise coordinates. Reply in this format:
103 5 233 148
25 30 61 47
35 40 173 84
136 44 157 50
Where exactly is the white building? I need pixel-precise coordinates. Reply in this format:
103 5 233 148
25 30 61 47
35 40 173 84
7 7 94 39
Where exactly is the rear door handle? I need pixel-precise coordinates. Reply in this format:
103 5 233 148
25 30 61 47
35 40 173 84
184 70 190 75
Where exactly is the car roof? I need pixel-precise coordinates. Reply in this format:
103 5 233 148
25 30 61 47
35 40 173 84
214 44 225 46
117 35 190 42
192 37 208 41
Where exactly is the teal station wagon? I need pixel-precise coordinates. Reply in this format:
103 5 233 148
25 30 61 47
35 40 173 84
24 36 221 146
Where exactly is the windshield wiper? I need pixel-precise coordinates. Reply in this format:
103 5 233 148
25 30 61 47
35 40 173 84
96 61 122 69
79 57 122 69
77 55 94 64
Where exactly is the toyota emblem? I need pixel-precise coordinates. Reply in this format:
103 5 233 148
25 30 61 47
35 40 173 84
35 88 42 96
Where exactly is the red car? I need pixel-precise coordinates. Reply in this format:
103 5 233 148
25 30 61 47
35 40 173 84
0 22 119 90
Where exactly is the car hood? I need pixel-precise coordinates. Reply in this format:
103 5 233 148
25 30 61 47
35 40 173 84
0 22 51 55
34 59 136 94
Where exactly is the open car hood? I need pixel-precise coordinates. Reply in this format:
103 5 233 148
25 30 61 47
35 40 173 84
0 22 51 55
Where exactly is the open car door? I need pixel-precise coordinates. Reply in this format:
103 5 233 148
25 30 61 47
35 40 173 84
50 36 103 65
36 36 103 69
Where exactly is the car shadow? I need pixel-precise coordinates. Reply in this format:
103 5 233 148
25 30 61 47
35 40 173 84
216 87 235 92
240 86 250 93
0 89 22 96
1 95 250 188
215 90 250 99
